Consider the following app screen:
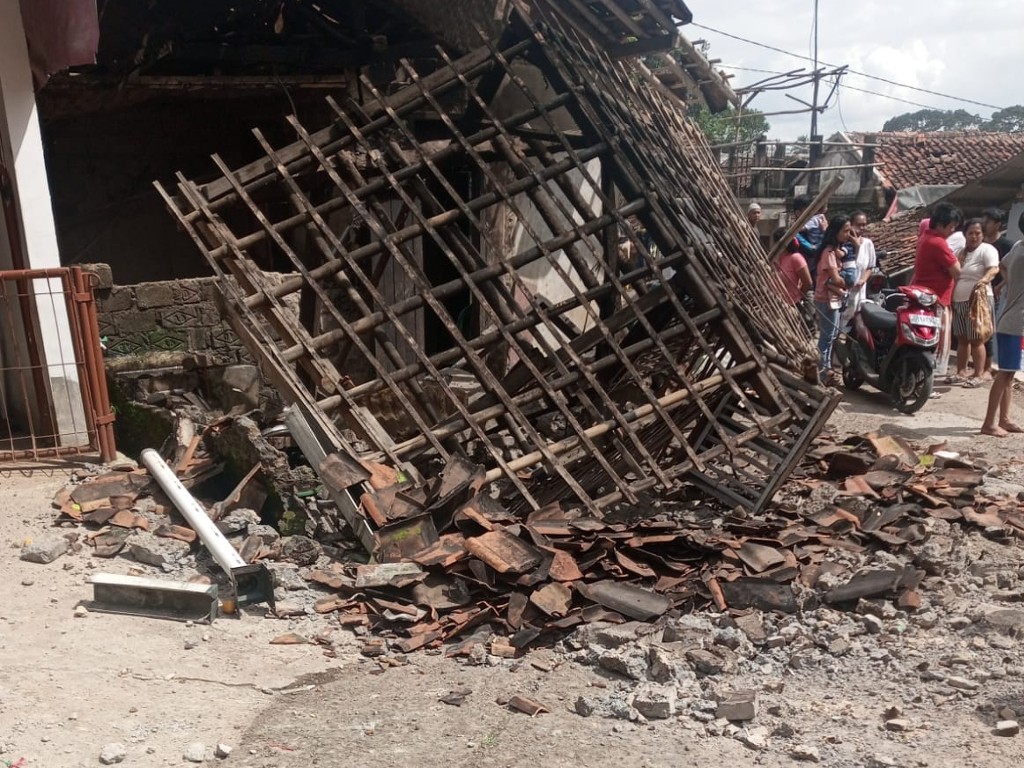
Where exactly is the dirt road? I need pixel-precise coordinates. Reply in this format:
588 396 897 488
2 377 1024 767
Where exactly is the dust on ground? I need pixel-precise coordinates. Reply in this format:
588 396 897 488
3 377 1024 768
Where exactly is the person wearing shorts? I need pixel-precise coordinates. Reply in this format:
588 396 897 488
981 240 1024 436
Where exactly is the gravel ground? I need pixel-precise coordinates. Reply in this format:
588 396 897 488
3 377 1024 768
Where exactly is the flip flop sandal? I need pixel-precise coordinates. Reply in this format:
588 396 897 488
962 378 980 388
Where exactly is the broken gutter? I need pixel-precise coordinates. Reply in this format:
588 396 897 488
142 448 274 609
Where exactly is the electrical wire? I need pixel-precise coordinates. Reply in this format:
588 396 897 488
723 64 963 113
690 21 1005 111
836 81 959 112
835 82 850 133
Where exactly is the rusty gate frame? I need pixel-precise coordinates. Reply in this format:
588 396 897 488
0 266 116 463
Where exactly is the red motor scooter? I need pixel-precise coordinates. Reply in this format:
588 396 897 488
837 284 940 414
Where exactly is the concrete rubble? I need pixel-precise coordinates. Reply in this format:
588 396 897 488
183 741 206 763
98 743 126 765
20 534 71 564
29 413 1024 762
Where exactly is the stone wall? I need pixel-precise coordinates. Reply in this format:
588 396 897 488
84 265 248 364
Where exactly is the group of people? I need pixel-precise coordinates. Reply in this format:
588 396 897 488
769 197 878 386
767 197 1024 437
909 203 1024 436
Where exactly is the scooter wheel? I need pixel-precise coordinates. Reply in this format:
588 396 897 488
892 358 933 414
842 365 863 390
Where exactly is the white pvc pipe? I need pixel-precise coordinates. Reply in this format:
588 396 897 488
141 448 246 573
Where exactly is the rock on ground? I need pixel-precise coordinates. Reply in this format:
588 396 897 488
99 742 126 764
184 742 206 763
20 535 69 564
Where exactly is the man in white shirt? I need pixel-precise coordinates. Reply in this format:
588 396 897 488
841 211 878 330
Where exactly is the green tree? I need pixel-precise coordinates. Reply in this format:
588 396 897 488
881 108 983 132
986 105 1024 132
689 104 771 146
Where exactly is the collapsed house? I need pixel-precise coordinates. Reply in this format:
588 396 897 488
3 0 840 642
149 1 838 634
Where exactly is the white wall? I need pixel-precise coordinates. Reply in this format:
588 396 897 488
0 1 88 446
510 159 604 350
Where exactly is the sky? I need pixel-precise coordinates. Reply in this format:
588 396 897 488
687 0 1024 139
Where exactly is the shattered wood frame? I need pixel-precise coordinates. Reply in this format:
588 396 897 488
157 4 837 542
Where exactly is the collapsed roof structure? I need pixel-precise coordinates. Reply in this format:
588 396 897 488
155 0 837 627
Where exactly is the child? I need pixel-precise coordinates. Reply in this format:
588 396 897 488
793 194 828 278
838 239 858 290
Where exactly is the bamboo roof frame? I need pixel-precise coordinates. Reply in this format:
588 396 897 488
157 2 838 545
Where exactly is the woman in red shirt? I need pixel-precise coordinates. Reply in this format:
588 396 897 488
813 215 853 385
772 233 813 305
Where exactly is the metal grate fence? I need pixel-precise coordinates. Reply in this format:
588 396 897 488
0 266 115 463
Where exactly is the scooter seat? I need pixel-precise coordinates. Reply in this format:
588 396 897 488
860 301 897 331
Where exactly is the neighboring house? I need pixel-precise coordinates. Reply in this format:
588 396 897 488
818 131 1024 216
866 146 1024 279
726 141 810 245
939 148 1024 242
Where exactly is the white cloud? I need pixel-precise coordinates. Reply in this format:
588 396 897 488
688 0 1024 138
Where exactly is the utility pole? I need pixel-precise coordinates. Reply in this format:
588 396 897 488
808 0 823 195
810 0 820 141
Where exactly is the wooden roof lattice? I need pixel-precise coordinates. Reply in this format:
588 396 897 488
158 3 835 548
533 0 692 58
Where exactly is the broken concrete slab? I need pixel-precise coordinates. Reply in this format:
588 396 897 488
716 690 758 722
216 508 261 535
630 684 677 720
127 530 192 567
995 720 1021 736
20 535 70 564
580 621 663 650
790 745 821 762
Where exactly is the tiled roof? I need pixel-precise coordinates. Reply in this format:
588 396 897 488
850 132 1024 191
864 209 927 276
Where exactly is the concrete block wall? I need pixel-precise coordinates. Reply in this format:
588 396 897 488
83 266 248 364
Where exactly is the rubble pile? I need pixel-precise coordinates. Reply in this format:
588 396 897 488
41 420 1024 662
258 428 1021 650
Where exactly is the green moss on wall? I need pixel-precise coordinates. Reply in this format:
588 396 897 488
108 375 174 459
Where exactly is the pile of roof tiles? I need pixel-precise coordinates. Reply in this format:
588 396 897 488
286 430 1013 652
